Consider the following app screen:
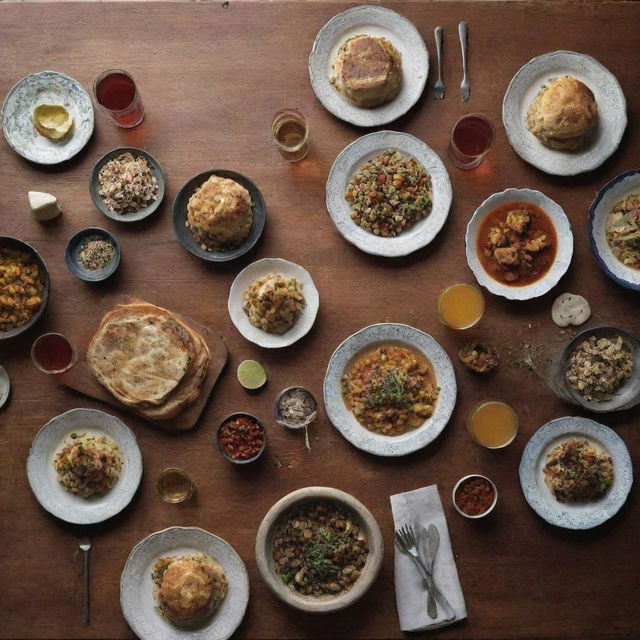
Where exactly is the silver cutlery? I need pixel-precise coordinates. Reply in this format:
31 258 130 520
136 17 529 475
79 536 92 627
434 26 444 100
458 22 469 102
424 524 456 621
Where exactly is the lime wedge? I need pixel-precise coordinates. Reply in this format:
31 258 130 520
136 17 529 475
237 360 267 390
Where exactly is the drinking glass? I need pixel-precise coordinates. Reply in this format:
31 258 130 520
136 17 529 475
93 69 145 128
448 113 495 169
271 109 309 162
467 400 519 449
156 468 194 503
437 283 485 330
31 333 76 374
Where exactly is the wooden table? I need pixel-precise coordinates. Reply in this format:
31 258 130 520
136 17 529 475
1 2 639 639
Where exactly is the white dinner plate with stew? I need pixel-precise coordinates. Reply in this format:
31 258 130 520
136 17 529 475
26 408 142 525
309 5 428 127
120 526 249 640
326 131 452 257
465 188 573 300
323 323 456 457
502 51 626 176
519 417 632 529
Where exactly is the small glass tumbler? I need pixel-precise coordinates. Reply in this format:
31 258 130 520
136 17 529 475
271 109 309 162
157 468 194 504
448 113 495 170
94 69 145 128
437 283 485 330
31 333 76 374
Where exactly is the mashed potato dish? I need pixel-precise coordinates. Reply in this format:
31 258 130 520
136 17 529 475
186 175 253 251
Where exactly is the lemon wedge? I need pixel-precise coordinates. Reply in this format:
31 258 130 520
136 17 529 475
32 104 74 140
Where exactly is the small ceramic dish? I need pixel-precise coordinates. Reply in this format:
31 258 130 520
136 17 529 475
465 188 573 300
274 386 318 429
228 258 319 348
64 227 120 282
309 5 428 127
216 412 267 464
323 323 457 457
559 326 640 413
2 70 94 165
326 131 452 257
519 416 633 529
0 365 10 410
452 474 498 519
255 486 384 613
588 168 640 291
173 169 265 262
121 526 249 640
502 51 627 176
26 408 143 525
90 147 165 222
0 236 50 341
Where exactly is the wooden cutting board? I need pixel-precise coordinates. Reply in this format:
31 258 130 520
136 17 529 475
58 295 227 431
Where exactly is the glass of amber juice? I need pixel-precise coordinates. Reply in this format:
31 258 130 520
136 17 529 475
271 109 309 162
437 283 484 330
449 113 495 169
94 69 145 128
467 400 518 449
157 468 194 503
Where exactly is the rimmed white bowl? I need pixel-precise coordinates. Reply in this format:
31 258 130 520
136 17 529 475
26 408 142 525
323 323 456 457
309 5 428 127
326 131 452 257
255 486 383 613
228 258 319 348
465 188 573 300
502 51 626 176
588 168 640 291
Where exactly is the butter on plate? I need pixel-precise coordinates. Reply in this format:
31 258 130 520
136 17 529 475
32 104 74 140
28 191 61 221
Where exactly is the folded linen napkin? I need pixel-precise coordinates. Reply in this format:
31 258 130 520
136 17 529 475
390 485 467 632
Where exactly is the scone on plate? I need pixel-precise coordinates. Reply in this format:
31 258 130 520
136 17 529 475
331 34 402 108
526 75 598 150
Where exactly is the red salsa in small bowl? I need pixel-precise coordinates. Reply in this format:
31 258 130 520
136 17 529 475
452 474 497 518
217 413 266 464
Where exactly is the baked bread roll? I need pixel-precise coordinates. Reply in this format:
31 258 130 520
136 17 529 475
526 76 598 150
331 34 402 108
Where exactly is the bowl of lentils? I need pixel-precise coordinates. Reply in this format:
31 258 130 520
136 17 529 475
64 227 120 282
255 486 383 613
217 412 266 464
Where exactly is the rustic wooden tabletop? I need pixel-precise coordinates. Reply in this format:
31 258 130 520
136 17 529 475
1 1 638 639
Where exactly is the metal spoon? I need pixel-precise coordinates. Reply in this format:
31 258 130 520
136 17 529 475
433 26 444 100
458 22 469 102
79 536 92 627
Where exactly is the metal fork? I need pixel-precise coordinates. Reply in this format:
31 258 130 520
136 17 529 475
433 26 444 100
458 22 469 102
395 524 456 621
79 536 92 627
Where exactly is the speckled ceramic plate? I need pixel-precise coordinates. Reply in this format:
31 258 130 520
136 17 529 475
465 188 573 300
120 527 249 640
2 71 94 164
0 365 10 410
26 408 142 525
588 169 640 291
326 131 452 257
309 5 428 127
323 323 456 457
503 51 626 176
90 147 165 222
228 258 319 348
519 417 632 529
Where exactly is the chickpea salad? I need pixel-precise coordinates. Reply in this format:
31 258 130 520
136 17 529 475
272 501 368 596
345 149 432 238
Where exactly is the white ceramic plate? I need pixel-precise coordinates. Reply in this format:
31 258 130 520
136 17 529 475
588 169 640 291
0 365 9 409
323 323 456 457
2 71 94 164
309 5 428 127
121 527 249 640
326 131 452 257
465 188 573 300
519 417 633 529
228 258 319 348
26 408 142 525
502 51 626 176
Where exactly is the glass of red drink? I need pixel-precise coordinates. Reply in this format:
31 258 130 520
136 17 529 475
31 333 76 374
448 113 495 170
93 69 144 128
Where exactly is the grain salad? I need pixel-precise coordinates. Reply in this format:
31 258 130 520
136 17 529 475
345 149 432 237
605 193 640 269
0 247 44 331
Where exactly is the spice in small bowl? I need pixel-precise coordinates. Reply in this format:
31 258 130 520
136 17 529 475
452 474 498 519
64 227 120 282
217 412 266 464
274 386 317 429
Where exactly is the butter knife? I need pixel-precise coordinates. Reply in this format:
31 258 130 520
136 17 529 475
458 22 469 102
423 525 456 621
